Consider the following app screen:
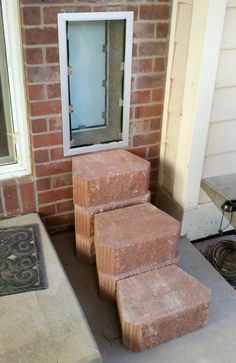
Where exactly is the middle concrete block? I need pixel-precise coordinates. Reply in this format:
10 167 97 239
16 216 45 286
94 203 180 276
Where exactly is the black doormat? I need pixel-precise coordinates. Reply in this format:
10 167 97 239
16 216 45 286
0 224 47 297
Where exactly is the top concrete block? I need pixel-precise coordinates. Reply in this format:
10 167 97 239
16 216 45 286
95 203 180 275
72 149 150 206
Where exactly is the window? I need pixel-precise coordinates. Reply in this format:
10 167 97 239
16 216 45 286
58 12 133 156
0 0 30 179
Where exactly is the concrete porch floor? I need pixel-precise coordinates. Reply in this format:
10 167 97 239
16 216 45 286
51 230 236 363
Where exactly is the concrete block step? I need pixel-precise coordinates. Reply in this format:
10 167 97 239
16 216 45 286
72 149 150 206
97 255 180 302
117 265 211 352
75 192 150 237
95 203 180 275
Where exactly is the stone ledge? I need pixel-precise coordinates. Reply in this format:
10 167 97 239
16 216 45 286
0 213 102 363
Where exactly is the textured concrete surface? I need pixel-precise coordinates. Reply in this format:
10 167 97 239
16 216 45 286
75 192 150 264
117 265 211 351
95 203 180 275
97 255 180 302
52 231 236 363
0 215 102 363
76 233 95 264
72 149 150 206
75 192 150 237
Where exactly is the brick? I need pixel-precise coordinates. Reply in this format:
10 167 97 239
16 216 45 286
33 131 62 148
75 192 150 237
36 177 51 191
2 181 19 215
39 186 72 204
18 177 36 214
98 256 180 302
133 23 155 39
156 23 169 38
75 234 95 264
49 159 71 175
25 48 43 65
52 173 72 188
27 66 60 83
94 5 138 20
72 150 150 206
95 203 180 275
35 160 71 177
50 146 63 161
57 200 73 213
132 43 137 57
139 41 167 57
47 83 61 99
150 117 161 131
39 204 56 216
24 27 58 45
33 149 49 163
132 58 153 74
23 6 41 25
43 212 74 229
129 147 147 159
117 265 211 351
152 88 164 102
133 132 160 147
43 6 91 24
136 74 164 89
153 57 166 72
30 100 61 116
46 47 59 64
28 84 45 101
148 145 160 158
31 118 47 134
49 117 62 131
135 104 163 119
140 4 170 20
130 119 150 135
131 90 151 105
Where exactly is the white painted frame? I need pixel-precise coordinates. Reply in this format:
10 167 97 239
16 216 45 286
159 0 227 239
58 12 133 156
0 0 31 180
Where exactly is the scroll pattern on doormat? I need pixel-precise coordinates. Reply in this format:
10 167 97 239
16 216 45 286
0 224 46 297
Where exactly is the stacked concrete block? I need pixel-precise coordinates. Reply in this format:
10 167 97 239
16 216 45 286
94 202 211 352
72 149 150 263
117 265 211 352
94 203 180 301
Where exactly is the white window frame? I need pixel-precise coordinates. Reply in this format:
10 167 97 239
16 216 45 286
58 11 133 156
0 0 31 180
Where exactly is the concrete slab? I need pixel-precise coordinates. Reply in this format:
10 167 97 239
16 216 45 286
52 231 236 363
0 214 102 363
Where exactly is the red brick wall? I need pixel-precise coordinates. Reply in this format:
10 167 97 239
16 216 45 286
0 0 171 231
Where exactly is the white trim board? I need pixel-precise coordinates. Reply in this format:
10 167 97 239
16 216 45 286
174 0 227 210
159 0 228 239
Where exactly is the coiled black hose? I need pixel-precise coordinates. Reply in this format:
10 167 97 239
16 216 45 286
204 240 236 287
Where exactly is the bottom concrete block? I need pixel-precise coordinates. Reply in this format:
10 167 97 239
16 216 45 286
76 234 95 264
116 265 211 352
98 255 180 302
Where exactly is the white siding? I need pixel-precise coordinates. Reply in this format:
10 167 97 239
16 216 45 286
200 2 236 203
